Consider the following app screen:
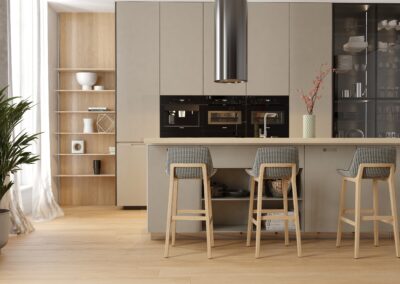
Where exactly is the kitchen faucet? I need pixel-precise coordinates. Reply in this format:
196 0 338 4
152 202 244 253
263 112 278 138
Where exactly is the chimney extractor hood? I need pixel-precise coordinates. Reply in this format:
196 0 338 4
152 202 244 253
215 0 248 84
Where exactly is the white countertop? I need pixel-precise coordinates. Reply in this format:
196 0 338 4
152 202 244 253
144 137 400 146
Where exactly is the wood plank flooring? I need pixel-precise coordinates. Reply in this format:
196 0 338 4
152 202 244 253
1 207 400 284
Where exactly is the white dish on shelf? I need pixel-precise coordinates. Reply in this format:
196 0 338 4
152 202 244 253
343 41 368 53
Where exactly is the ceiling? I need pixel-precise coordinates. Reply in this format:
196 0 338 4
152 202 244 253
48 0 400 13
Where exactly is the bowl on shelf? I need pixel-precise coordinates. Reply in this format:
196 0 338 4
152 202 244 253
76 72 97 90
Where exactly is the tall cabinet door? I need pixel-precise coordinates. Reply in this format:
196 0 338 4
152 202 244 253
117 143 147 206
203 3 245 96
247 3 289 96
160 3 203 96
289 3 332 137
116 2 159 142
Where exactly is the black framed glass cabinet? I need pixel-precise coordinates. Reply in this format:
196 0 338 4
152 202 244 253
333 4 400 138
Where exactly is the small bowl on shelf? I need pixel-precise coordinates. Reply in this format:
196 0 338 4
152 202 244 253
76 72 97 90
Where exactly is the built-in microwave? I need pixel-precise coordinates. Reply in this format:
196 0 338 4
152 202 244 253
202 96 246 137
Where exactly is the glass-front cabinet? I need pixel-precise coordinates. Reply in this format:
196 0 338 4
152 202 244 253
333 4 400 137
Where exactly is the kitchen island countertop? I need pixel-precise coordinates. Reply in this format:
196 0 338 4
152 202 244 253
144 137 400 146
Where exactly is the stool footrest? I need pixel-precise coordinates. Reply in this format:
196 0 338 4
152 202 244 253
177 209 205 215
341 217 355 226
252 209 285 214
344 209 374 214
172 215 207 221
362 215 393 223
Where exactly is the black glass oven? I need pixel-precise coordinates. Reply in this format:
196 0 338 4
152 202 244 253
246 96 289 137
202 96 246 137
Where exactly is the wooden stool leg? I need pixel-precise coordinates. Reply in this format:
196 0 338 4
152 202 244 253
292 175 302 257
354 179 362 259
255 179 264 258
207 179 214 247
372 179 379 247
246 177 256 247
171 179 178 247
164 174 175 258
388 175 400 258
283 182 289 246
203 175 212 259
336 178 347 247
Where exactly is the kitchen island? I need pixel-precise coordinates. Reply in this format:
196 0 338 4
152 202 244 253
145 138 400 237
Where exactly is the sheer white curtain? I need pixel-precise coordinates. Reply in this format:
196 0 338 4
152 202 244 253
8 0 63 233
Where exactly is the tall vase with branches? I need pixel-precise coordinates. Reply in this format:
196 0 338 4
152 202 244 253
297 64 333 138
0 86 40 252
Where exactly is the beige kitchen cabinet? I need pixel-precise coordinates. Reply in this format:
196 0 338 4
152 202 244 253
116 2 159 142
160 3 203 96
117 143 147 207
203 3 245 96
289 3 332 137
247 3 289 96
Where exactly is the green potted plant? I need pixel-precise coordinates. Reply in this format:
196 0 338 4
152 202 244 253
0 86 39 253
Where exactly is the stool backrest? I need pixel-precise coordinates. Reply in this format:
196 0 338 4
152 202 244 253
348 147 396 178
251 147 299 179
166 147 214 179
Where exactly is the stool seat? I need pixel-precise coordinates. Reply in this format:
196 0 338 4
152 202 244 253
337 147 396 179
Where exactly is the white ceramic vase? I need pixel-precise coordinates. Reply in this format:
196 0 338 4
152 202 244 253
83 118 94 133
303 114 316 138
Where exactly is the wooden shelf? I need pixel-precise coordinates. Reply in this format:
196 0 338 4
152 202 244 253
55 132 115 135
57 68 115 72
56 90 115 93
57 153 115 156
55 174 115 177
56 111 116 114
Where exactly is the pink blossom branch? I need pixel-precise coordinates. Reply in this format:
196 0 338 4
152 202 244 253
298 64 333 115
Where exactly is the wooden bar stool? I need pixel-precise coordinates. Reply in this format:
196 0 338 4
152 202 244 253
246 147 302 258
164 146 216 259
336 147 400 259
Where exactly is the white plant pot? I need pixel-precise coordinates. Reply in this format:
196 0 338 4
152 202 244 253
303 114 316 138
83 118 94 133
0 209 10 253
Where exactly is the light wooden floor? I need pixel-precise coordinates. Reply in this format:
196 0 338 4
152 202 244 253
1 207 400 284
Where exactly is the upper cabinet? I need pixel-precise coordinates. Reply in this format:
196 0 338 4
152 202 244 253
247 3 290 96
289 3 332 138
160 3 203 96
203 3 246 96
116 2 159 142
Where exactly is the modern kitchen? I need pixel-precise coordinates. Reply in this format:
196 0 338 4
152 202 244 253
1 0 400 283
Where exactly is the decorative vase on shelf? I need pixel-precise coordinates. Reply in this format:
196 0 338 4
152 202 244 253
303 114 315 138
83 118 94 133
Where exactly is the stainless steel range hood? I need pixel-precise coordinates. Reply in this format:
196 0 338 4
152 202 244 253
215 0 248 84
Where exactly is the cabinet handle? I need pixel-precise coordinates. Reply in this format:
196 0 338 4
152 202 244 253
323 148 337 152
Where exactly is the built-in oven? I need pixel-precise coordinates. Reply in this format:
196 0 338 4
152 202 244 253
202 96 246 137
160 96 206 137
246 96 289 137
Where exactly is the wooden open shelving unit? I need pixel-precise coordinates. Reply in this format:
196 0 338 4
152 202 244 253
56 13 116 206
